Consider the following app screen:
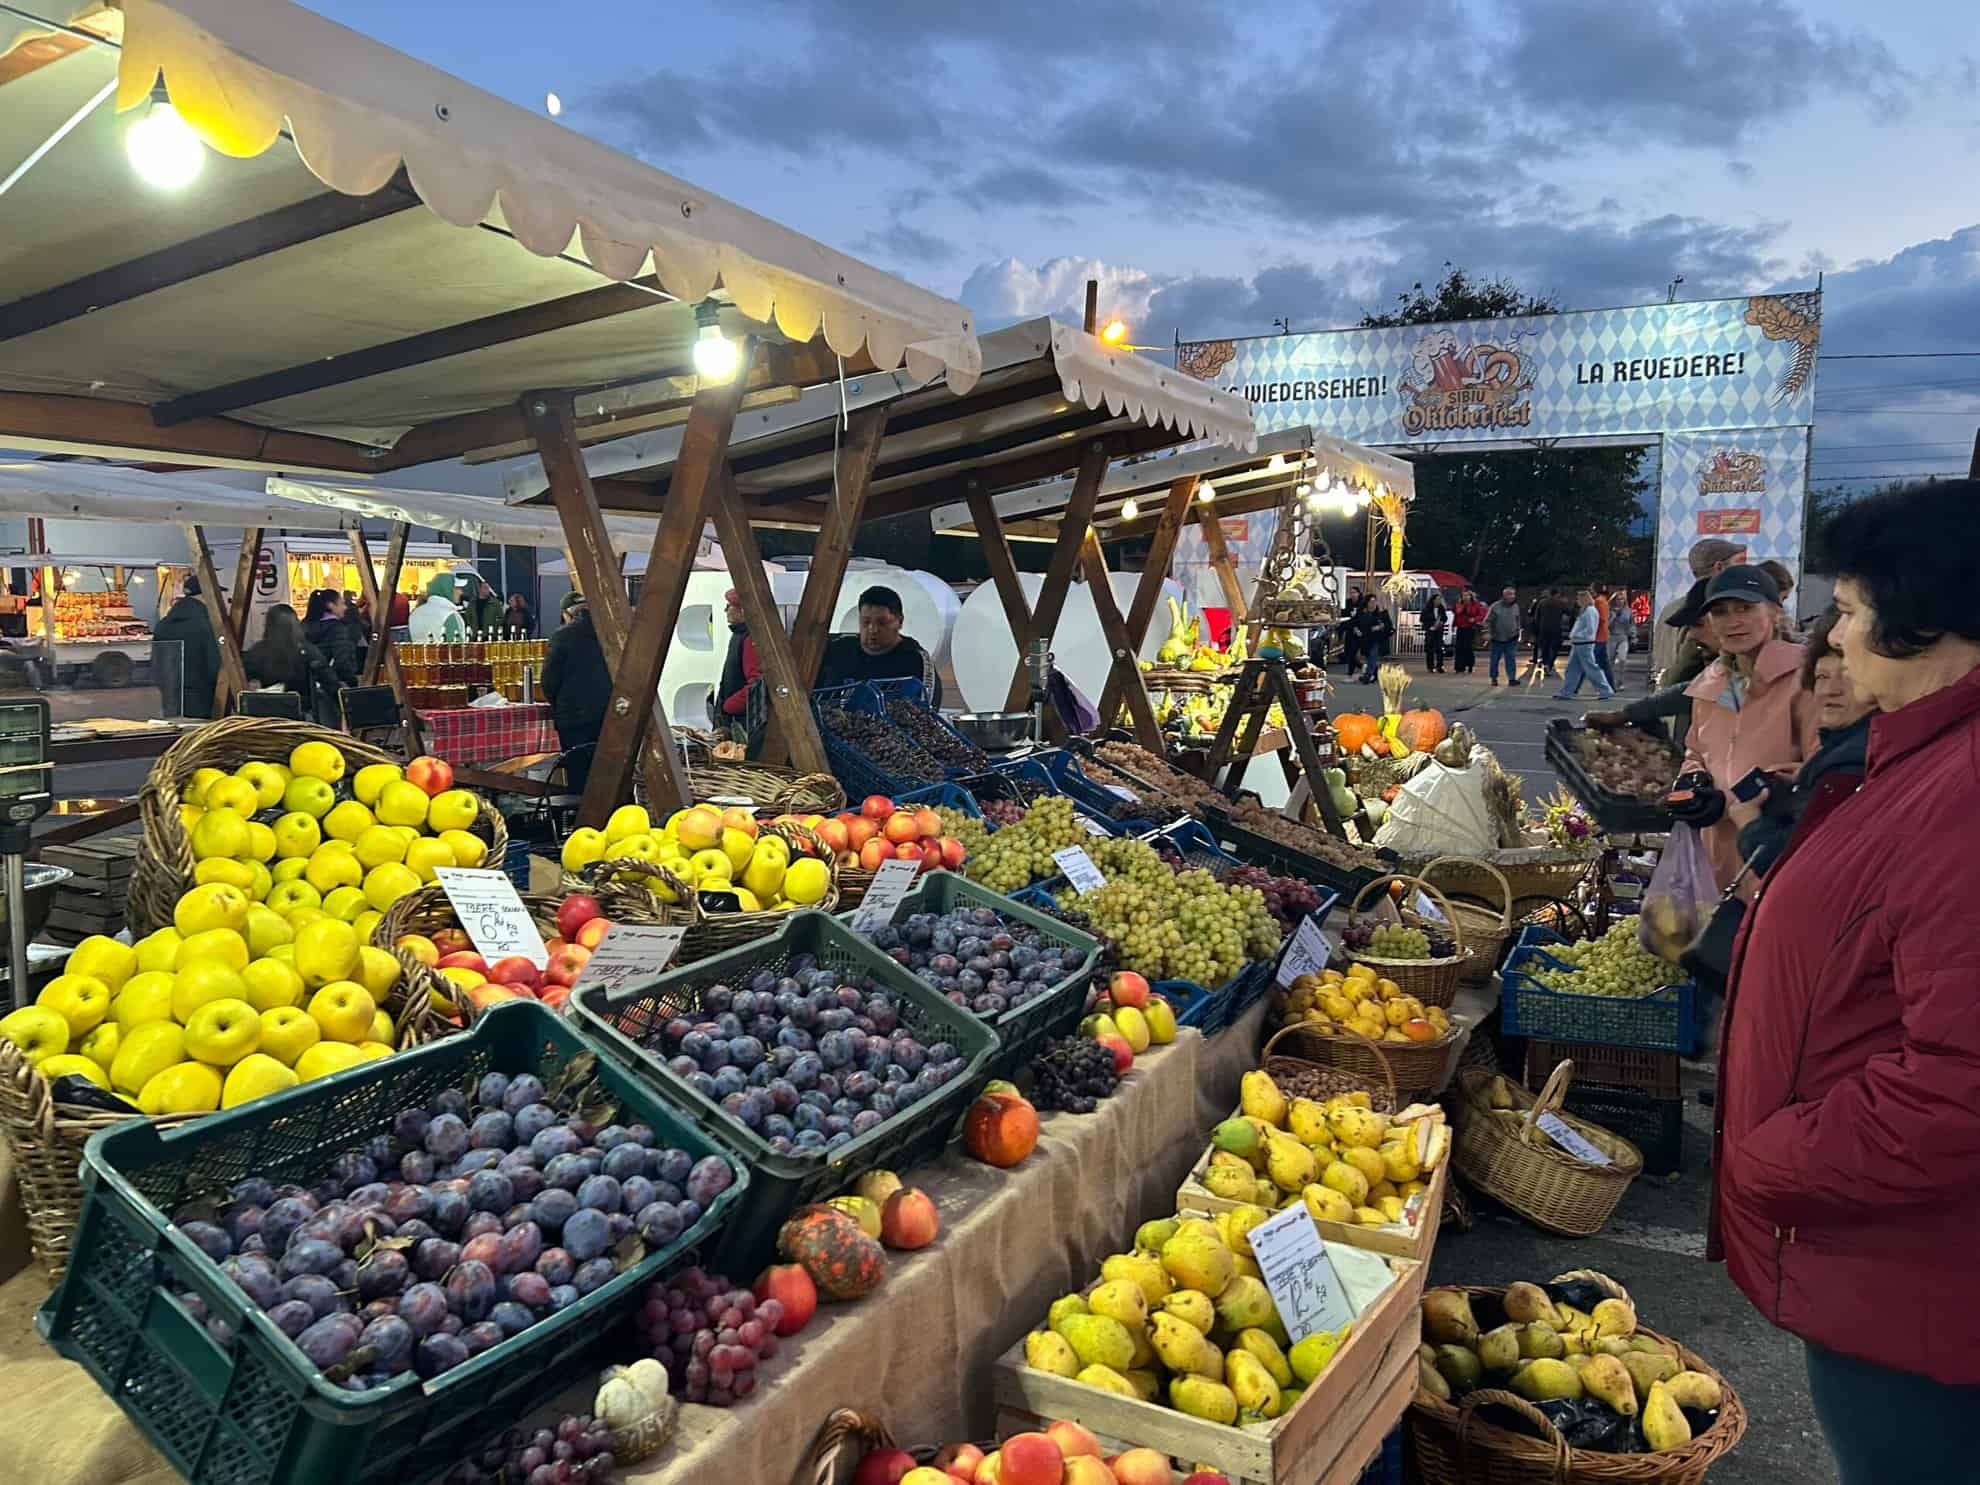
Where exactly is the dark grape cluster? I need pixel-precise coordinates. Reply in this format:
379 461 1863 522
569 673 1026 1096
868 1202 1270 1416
1225 864 1324 936
980 797 1028 828
437 1414 616 1485
864 904 1083 1020
1027 1036 1120 1114
817 706 942 781
164 1069 731 1392
1108 797 1187 827
645 962 965 1158
885 699 988 769
635 1267 781 1407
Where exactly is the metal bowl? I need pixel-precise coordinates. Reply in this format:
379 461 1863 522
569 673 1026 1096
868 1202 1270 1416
1 862 71 943
951 712 1033 753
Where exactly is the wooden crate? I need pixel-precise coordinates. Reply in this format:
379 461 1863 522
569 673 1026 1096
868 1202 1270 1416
993 1258 1423 1485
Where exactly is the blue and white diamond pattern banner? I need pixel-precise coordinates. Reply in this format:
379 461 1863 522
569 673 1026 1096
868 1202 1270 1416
1177 294 1819 446
1655 429 1811 624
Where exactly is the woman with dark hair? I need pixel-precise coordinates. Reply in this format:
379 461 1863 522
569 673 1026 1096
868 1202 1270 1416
1420 591 1449 673
303 589 359 726
504 592 534 637
244 603 334 708
1350 593 1393 684
1711 480 1980 1484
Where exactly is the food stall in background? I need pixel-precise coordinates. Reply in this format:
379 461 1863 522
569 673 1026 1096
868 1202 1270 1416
14 555 168 688
203 535 463 643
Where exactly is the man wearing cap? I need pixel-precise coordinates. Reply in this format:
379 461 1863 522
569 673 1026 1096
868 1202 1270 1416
542 590 609 795
717 589 762 721
1654 537 1748 680
817 584 941 705
407 573 466 644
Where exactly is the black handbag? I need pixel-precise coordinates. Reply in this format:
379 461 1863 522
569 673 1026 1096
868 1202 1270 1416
1679 854 1759 992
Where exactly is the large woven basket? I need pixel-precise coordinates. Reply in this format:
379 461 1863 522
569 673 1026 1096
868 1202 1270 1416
374 883 568 1027
0 960 450 1281
1416 855 1513 982
1343 873 1472 1007
687 758 846 815
1266 1017 1463 1102
1409 1273 1748 1485
131 715 510 936
1451 1063 1642 1236
1258 1022 1398 1113
795 1407 993 1485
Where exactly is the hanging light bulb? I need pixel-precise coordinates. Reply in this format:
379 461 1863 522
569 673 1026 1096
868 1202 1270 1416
545 92 564 116
691 301 740 383
1316 470 1334 493
1296 482 1313 497
1266 454 1287 473
125 88 205 189
1197 479 1216 504
1119 497 1139 521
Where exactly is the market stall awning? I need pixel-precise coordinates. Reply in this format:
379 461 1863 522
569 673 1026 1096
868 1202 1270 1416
500 318 1258 525
0 0 980 472
926 426 1417 539
262 477 661 553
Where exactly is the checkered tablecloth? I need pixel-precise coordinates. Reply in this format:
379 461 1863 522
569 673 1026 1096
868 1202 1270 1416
416 703 558 765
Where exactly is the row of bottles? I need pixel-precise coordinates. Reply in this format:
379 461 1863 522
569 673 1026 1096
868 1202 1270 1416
402 635 547 709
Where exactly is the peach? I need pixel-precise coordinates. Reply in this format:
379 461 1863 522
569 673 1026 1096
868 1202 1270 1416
816 818 851 853
901 1470 955 1485
847 816 880 850
853 1452 918 1485
977 1454 1002 1485
883 811 921 845
1111 1451 1173 1485
393 933 439 967
1107 970 1151 1009
489 955 541 987
438 950 488 975
997 1434 1063 1485
1045 1422 1102 1460
719 807 758 838
431 927 470 954
1062 1460 1116 1485
912 807 943 839
939 835 968 869
858 837 892 872
575 916 612 949
934 1442 985 1483
879 1187 940 1250
862 795 895 820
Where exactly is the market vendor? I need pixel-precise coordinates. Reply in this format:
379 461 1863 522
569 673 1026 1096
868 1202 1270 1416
408 573 466 643
816 584 941 705
715 588 763 727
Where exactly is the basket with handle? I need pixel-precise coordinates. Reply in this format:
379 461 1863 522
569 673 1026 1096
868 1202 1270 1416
1267 1016 1463 1102
796 1407 998 1485
1342 873 1473 1007
130 715 509 936
1451 1062 1643 1236
1258 1021 1399 1113
686 757 846 815
1408 1272 1747 1485
1414 854 1514 982
372 882 570 1027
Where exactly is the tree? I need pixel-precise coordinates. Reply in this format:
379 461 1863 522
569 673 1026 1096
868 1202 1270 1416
1356 266 1651 588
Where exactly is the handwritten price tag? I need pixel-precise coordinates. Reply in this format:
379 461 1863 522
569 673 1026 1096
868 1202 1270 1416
573 924 686 994
1248 1203 1354 1343
434 868 548 969
1413 889 1448 923
1275 915 1334 988
850 857 924 933
1053 846 1106 893
1536 1111 1613 1167
1080 814 1113 838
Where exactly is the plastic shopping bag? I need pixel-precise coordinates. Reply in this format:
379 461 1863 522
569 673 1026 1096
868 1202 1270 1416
1638 823 1718 961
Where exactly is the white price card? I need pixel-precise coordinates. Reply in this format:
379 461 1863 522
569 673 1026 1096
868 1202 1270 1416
1103 784 1138 802
1052 846 1107 893
434 868 548 969
850 857 924 933
1080 813 1113 837
1248 1202 1355 1344
1275 915 1334 988
572 923 687 994
1535 1111 1614 1167
1412 889 1448 923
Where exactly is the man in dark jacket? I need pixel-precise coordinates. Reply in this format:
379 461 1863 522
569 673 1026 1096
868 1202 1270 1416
1533 587 1568 679
541 591 611 796
715 588 762 725
816 584 940 705
153 577 221 718
465 576 505 635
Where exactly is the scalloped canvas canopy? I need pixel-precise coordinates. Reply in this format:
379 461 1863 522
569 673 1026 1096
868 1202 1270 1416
0 0 979 473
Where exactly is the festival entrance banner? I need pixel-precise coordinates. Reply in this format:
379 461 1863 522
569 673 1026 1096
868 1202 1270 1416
1656 428 1811 627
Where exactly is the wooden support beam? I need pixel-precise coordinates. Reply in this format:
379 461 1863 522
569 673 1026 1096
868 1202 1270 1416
1098 475 1195 724
347 526 424 751
524 394 690 817
708 469 832 778
360 525 410 686
1197 504 1249 626
580 356 754 825
1079 529 1162 749
763 406 889 765
0 391 384 472
224 529 263 652
32 801 140 851
185 527 246 715
1003 441 1109 711
966 482 1034 647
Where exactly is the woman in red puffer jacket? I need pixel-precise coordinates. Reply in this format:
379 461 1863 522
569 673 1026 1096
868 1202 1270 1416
1711 480 1980 1485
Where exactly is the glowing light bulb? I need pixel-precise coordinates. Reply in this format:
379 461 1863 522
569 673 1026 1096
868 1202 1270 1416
1100 318 1128 344
692 303 740 382
1120 497 1139 521
125 96 204 189
545 92 563 116
1296 482 1313 497
1197 479 1216 503
1267 454 1286 473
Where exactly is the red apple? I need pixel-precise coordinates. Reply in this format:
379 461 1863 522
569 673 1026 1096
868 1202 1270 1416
1108 970 1151 1009
537 983 570 1011
917 840 946 872
489 955 542 988
934 1443 986 1483
882 811 920 845
432 927 471 955
544 944 592 987
555 893 602 939
879 1187 940 1250
861 794 895 820
853 1449 920 1485
542 937 568 957
405 754 454 797
1096 1033 1134 1072
437 950 488 975
815 818 850 853
752 1263 817 1335
938 835 968 869
858 837 892 871
846 816 879 850
893 841 924 864
911 807 942 839
575 916 611 950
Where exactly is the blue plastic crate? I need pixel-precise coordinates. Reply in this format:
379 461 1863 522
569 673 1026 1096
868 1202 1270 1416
865 677 989 777
1500 924 1699 1054
897 780 987 825
811 682 944 797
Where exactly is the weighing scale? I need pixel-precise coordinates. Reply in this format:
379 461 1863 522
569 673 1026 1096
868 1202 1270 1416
0 699 53 1012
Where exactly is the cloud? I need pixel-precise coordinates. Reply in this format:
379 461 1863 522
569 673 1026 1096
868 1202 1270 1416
959 256 1163 327
855 218 959 265
964 165 1094 209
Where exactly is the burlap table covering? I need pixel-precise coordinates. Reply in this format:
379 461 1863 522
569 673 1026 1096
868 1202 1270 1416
0 1010 1275 1485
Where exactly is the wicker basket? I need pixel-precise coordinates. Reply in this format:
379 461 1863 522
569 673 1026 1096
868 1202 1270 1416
1343 873 1473 1007
374 883 569 1026
1409 1275 1748 1485
1451 1063 1643 1236
1416 855 1513 982
795 1407 991 1485
687 759 846 815
130 715 509 936
1266 1017 1464 1102
1258 1022 1398 1112
0 957 450 1282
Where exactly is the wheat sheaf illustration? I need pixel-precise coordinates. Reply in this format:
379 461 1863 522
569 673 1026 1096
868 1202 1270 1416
1744 293 1820 405
1175 339 1238 382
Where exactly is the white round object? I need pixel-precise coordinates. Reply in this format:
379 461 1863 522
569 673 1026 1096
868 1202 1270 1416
897 569 962 666
953 573 1043 712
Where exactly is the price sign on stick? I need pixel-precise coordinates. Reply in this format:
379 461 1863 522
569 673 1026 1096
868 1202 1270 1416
572 924 687 994
1535 1111 1614 1167
1053 846 1106 893
850 857 924 933
1248 1203 1354 1343
434 868 547 968
1275 915 1333 988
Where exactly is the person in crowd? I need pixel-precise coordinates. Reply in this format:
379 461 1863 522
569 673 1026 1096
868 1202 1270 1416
302 589 360 727
1711 481 1980 1485
1656 537 1748 678
1452 588 1487 673
1350 594 1394 684
340 590 368 673
1609 587 1638 682
243 603 333 707
408 574 466 643
504 591 535 637
1553 587 1616 701
1590 583 1615 689
542 590 609 796
388 588 411 631
716 588 763 722
817 584 941 704
1484 585 1524 685
1665 565 1818 893
1533 585 1568 680
1340 592 1366 675
1588 578 1718 736
1758 558 1798 635
1420 590 1449 673
463 576 504 634
153 575 221 718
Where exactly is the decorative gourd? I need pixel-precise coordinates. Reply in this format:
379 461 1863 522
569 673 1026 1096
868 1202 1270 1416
1395 707 1448 753
777 1204 886 1299
1332 713 1381 754
593 1358 676 1464
963 1089 1039 1167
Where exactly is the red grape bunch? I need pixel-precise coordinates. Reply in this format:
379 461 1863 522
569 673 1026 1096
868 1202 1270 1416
1224 864 1323 937
437 1414 616 1484
635 1266 782 1407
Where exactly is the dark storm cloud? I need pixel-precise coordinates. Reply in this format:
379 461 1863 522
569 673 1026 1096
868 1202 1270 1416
855 218 960 265
769 0 1232 57
965 165 1094 209
1818 225 1980 354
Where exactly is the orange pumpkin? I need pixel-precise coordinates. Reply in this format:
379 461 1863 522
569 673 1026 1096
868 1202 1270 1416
1394 707 1448 752
1332 712 1381 754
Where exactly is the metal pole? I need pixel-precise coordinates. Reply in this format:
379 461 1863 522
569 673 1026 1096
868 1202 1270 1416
5 852 27 1014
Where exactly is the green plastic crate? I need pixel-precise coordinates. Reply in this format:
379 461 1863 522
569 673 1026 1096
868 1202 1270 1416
570 909 1000 1272
838 871 1102 1077
37 1002 745 1485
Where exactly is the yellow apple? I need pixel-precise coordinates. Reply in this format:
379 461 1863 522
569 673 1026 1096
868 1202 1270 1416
267 880 322 916
132 927 183 974
202 775 259 816
272 811 322 859
175 927 250 973
323 885 370 922
559 827 607 873
437 829 486 867
288 739 345 782
114 972 178 1029
375 780 430 829
394 934 439 967
368 1007 395 1045
78 1021 121 1071
37 973 111 1037
354 1041 394 1063
174 883 249 937
303 849 363 894
604 804 651 842
352 763 403 807
282 775 336 819
294 918 360 988
173 960 248 1023
38 1053 108 1088
243 905 294 958
271 856 310 885
190 807 252 862
308 981 377 1043
185 766 226 806
140 1061 222 1115
193 857 259 893
68 935 137 992
353 909 383 943
426 789 480 833
354 946 401 1000
244 821 278 863
322 800 375 844
0 1004 69 1065
237 761 289 810
363 861 422 909
183 998 262 1066
110 1021 185 1095
295 1041 366 1081
240 958 306 1012
222 1052 298 1108
257 1006 320 1067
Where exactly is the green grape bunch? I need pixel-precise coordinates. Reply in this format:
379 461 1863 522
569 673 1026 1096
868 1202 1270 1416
1528 920 1684 999
1047 838 1280 986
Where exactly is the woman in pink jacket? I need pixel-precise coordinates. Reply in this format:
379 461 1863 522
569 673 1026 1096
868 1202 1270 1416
1667 565 1819 893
